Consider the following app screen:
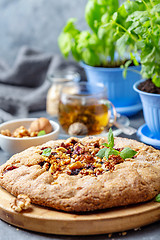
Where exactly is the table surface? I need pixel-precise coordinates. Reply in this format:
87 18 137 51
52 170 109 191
0 111 160 240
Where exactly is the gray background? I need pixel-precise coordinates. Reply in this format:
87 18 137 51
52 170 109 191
0 0 88 66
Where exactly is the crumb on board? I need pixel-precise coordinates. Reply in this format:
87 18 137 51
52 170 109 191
10 194 31 212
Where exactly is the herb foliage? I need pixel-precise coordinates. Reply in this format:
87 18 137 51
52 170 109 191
42 148 52 157
107 0 160 87
58 0 133 67
155 193 160 202
96 128 137 160
38 130 46 136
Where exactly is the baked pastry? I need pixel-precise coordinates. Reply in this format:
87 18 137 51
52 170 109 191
0 136 160 212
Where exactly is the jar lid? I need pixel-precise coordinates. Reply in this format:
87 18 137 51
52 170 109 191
47 70 80 83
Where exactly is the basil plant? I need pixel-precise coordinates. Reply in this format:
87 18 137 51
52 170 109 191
58 0 134 67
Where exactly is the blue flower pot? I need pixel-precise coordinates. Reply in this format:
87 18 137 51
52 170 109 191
134 79 160 139
81 62 141 111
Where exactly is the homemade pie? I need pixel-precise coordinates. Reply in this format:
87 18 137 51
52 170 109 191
0 136 160 212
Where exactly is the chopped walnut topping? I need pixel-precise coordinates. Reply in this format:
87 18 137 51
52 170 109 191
69 161 84 170
10 194 31 212
39 139 127 179
56 147 67 152
80 169 94 175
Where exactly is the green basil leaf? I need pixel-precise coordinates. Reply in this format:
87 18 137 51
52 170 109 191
42 148 52 157
120 147 137 160
58 32 72 58
155 193 160 202
152 75 160 88
38 130 46 136
85 0 106 33
96 148 106 159
107 128 114 148
82 48 100 66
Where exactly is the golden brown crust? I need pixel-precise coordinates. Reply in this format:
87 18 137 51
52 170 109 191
0 136 160 212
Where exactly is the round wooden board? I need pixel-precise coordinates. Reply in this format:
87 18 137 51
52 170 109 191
0 187 160 235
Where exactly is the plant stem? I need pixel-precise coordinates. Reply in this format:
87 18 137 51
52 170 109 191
141 0 154 33
113 21 138 42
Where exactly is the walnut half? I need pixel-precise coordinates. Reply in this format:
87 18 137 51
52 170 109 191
68 122 88 135
10 194 31 212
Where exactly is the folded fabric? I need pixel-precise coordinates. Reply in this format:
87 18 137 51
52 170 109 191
0 97 28 123
0 46 85 122
0 46 52 88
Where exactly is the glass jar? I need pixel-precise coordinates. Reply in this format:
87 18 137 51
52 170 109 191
58 81 117 135
46 70 80 117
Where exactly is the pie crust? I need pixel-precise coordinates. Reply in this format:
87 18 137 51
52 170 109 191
0 136 160 212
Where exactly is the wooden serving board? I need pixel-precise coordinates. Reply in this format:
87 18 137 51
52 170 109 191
0 187 160 235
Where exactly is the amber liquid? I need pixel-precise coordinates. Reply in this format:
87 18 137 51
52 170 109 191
58 100 109 135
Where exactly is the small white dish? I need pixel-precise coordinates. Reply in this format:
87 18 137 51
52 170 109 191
0 118 60 155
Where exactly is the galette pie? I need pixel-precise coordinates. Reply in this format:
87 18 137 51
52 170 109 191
0 136 160 212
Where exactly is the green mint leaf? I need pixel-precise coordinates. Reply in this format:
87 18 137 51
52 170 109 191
102 143 109 147
120 147 137 160
110 148 120 156
96 148 106 159
104 148 119 160
105 148 111 160
114 0 160 87
105 148 120 160
38 130 46 136
155 194 160 202
107 128 114 148
42 148 52 157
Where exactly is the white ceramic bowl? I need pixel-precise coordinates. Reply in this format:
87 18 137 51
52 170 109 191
0 118 60 155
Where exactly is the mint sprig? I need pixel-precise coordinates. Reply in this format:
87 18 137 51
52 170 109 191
107 128 114 148
119 147 137 160
155 194 160 202
96 128 137 160
42 148 51 157
96 148 106 159
38 130 46 136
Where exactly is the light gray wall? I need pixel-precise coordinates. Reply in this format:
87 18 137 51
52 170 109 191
0 0 88 65
0 0 123 66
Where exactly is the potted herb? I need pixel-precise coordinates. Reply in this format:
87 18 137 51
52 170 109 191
58 0 141 116
111 0 160 139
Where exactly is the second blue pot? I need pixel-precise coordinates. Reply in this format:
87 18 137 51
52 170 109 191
81 62 141 109
134 79 160 139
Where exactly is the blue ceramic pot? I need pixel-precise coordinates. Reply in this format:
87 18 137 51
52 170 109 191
81 62 141 108
134 79 160 139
